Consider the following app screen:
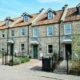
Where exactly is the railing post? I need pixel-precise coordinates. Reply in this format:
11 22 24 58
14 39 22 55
67 52 69 74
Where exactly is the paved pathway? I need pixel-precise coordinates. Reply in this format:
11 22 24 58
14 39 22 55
0 58 80 80
54 60 71 74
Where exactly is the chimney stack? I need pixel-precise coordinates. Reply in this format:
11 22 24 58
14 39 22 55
62 4 68 10
39 8 45 13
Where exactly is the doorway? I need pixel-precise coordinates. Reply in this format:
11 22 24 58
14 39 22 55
10 44 14 56
65 44 72 59
33 45 38 59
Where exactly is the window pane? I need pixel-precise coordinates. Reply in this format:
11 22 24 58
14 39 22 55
11 30 14 36
21 44 24 51
5 20 9 25
48 27 53 35
24 16 28 22
33 28 38 37
2 34 5 37
2 31 5 38
48 45 53 53
48 12 53 19
65 24 71 34
1 44 4 51
21 28 25 35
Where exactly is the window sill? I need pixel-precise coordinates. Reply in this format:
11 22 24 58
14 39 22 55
47 35 53 36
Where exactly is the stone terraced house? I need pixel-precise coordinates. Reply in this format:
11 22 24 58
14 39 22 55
0 4 80 59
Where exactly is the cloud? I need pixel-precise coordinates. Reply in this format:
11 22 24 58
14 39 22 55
37 0 63 3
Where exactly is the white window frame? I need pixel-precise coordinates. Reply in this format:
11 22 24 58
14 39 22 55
20 43 25 52
78 7 80 14
1 44 4 51
47 26 53 36
23 16 29 22
64 24 71 35
33 27 38 37
48 12 53 19
10 29 14 37
1 31 5 38
20 28 25 36
5 20 9 26
47 45 53 54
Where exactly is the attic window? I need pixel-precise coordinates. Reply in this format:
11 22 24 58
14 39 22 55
5 20 9 26
5 17 13 26
76 3 80 15
48 12 53 19
23 15 29 22
77 7 80 14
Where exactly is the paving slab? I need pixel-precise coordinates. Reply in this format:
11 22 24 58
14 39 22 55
0 59 80 80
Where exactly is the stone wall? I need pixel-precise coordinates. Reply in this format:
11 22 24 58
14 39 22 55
60 21 80 59
0 26 29 56
29 24 59 58
0 21 80 59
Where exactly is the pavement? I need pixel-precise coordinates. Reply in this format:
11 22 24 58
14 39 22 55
0 58 80 80
54 60 71 74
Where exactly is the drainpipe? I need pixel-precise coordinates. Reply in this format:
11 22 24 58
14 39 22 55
27 23 32 57
58 4 68 60
6 26 9 65
58 21 61 61
27 25 29 57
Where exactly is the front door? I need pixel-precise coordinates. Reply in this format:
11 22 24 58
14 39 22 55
10 44 14 56
33 45 38 59
65 44 72 59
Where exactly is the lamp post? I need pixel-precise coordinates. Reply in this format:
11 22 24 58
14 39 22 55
67 52 69 74
2 48 4 65
12 46 13 66
22 48 23 57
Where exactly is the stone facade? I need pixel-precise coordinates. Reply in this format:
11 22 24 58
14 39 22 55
0 26 29 56
0 4 80 59
29 24 59 59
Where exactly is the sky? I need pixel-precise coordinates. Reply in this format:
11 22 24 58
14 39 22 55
0 0 80 20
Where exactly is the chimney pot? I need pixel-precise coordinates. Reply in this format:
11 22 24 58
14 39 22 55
62 4 68 10
39 8 45 13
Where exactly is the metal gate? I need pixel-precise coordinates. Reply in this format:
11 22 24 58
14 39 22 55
51 53 80 76
1 50 13 66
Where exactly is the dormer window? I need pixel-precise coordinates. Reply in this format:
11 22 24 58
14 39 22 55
23 15 29 22
22 12 32 22
46 8 56 20
5 17 13 26
48 12 53 19
5 20 9 26
76 3 80 15
77 7 80 14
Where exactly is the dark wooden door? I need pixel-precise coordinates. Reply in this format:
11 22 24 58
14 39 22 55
65 44 72 59
10 44 14 56
33 45 38 59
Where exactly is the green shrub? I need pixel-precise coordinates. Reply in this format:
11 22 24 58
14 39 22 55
20 57 26 63
9 57 21 65
9 56 30 65
20 57 30 63
0 53 2 58
24 57 30 62
70 61 80 75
